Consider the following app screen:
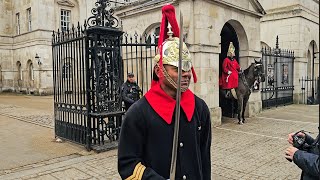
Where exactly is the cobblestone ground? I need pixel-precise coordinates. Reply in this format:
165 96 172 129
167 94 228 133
0 94 318 180
0 104 54 128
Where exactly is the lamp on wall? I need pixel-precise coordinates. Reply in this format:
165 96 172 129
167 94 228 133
35 53 42 65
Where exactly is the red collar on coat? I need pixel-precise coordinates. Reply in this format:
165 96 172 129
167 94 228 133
145 84 195 124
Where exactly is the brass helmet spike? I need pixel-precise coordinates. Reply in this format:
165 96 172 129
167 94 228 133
167 22 173 40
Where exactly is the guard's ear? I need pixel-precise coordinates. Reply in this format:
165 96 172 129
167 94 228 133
154 64 163 78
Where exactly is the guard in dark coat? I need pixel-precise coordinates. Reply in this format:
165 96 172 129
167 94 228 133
118 4 211 180
285 131 319 180
121 72 141 111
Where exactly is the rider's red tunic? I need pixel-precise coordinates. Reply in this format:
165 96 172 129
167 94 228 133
219 57 240 89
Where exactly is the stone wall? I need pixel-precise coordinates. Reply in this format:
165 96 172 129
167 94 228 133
0 0 88 95
260 0 319 104
116 0 265 125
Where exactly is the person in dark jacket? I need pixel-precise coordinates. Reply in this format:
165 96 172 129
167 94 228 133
121 72 141 111
285 131 319 180
118 4 211 180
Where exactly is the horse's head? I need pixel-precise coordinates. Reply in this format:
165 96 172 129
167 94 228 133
253 59 265 83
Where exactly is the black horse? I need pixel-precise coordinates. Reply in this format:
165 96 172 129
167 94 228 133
220 59 265 124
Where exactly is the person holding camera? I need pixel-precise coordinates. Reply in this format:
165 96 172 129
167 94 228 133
285 130 319 180
121 72 141 111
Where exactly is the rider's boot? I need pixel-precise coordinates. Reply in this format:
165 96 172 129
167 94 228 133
225 89 231 98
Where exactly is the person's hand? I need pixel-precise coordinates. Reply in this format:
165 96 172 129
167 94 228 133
285 146 299 161
228 71 232 75
288 132 305 145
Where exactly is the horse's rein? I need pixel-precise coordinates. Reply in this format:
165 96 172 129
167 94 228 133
239 71 252 92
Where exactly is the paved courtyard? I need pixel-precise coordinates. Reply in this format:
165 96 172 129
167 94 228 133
0 93 318 180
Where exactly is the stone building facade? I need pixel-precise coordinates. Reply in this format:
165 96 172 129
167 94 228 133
259 0 319 103
115 0 266 126
0 0 318 125
0 0 97 95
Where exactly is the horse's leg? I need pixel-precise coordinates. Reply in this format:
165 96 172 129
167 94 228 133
242 96 249 123
237 96 244 124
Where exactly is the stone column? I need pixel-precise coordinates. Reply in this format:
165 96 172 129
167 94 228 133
179 0 222 126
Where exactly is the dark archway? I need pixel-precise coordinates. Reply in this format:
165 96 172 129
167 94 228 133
219 22 239 76
219 22 239 118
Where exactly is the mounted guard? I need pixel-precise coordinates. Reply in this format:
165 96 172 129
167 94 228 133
219 42 241 98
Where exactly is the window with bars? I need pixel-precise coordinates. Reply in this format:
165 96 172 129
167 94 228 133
27 8 32 32
61 9 71 31
62 63 72 79
16 13 20 35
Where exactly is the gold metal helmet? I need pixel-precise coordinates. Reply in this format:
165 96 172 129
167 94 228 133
154 37 192 72
150 4 197 88
227 42 235 57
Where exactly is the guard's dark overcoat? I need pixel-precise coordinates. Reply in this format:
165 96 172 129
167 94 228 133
118 85 211 180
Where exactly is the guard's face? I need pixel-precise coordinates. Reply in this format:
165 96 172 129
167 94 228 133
228 52 235 58
163 65 191 91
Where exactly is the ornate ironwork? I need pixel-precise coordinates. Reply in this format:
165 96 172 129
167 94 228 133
52 2 159 150
261 36 295 108
52 1 125 151
87 0 119 28
274 35 281 55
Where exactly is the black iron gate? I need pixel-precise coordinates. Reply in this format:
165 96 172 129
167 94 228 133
261 36 295 108
52 0 124 150
299 76 319 104
120 32 157 95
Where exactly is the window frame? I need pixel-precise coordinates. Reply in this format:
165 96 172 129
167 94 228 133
16 13 20 35
62 62 72 80
27 8 32 32
60 9 71 31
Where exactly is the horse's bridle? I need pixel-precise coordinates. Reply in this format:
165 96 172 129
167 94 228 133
254 63 264 84
240 62 264 92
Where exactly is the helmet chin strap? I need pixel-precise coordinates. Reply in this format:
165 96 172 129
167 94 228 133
161 66 188 92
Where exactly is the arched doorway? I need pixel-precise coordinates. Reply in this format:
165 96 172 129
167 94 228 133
26 60 35 93
261 41 270 49
219 22 239 77
219 22 239 118
306 40 319 103
307 40 319 79
16 61 22 90
307 50 312 78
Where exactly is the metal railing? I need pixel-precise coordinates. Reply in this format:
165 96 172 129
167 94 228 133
299 76 319 104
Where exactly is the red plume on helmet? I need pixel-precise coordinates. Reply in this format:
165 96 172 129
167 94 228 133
151 4 197 87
